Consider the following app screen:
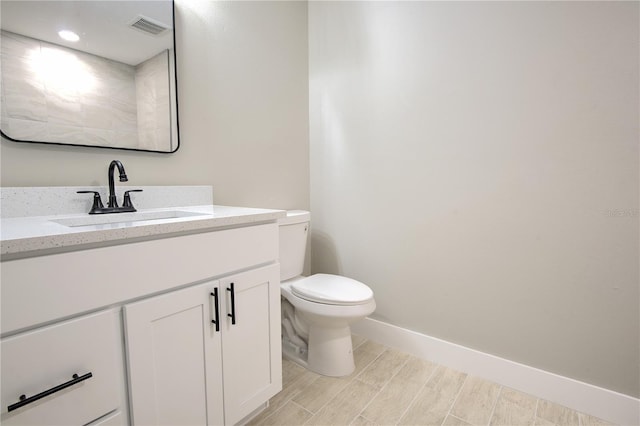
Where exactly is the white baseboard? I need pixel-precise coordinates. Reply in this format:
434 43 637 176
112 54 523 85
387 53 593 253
351 317 639 426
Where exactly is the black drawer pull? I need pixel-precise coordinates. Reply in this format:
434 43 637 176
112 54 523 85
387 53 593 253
227 282 236 325
7 372 93 412
211 288 220 332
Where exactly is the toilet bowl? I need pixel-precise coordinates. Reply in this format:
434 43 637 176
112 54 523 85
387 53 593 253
279 211 376 377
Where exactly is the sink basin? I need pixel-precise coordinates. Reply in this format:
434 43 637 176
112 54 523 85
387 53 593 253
51 210 208 228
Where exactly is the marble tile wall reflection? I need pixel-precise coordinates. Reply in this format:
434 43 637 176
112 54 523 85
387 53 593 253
1 30 170 150
135 51 171 151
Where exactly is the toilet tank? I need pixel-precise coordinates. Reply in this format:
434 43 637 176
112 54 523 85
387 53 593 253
279 210 311 281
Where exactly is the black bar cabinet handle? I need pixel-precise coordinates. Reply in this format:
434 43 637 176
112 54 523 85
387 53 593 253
227 282 236 325
210 288 220 332
8 372 93 412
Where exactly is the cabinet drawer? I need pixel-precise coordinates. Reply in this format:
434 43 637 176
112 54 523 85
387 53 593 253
1 310 122 425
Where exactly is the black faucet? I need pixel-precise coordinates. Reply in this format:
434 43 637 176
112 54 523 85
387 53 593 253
108 160 128 208
77 160 143 214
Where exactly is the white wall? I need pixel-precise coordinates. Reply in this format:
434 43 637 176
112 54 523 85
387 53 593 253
309 1 639 398
1 0 309 211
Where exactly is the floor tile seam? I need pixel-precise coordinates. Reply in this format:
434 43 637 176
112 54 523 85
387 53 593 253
449 413 472 424
352 356 411 423
344 378 387 425
361 353 410 387
302 411 315 425
352 335 367 350
577 411 592 426
396 363 444 425
386 353 415 381
254 406 279 426
302 378 376 426
255 377 309 424
355 353 411 392
533 397 541 425
357 412 377 426
284 384 308 405
257 396 304 426
301 375 357 418
535 399 582 426
289 399 315 416
441 372 470 426
351 348 389 384
283 374 316 403
485 385 503 426
302 402 326 426
287 374 324 409
291 375 346 415
282 363 307 381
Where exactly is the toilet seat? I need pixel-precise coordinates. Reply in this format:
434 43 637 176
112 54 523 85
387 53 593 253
291 274 374 306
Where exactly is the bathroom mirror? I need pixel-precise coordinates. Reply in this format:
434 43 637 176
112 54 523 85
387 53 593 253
0 0 179 153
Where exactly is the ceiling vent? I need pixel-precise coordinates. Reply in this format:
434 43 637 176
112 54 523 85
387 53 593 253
129 15 170 36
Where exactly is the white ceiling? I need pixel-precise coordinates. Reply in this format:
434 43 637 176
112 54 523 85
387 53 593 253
0 0 173 66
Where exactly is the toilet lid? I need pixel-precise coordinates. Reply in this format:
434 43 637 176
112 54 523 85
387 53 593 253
291 274 374 306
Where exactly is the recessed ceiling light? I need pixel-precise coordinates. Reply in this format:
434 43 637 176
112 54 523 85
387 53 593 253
58 30 79 42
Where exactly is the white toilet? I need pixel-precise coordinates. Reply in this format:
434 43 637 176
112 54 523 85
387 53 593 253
279 210 376 377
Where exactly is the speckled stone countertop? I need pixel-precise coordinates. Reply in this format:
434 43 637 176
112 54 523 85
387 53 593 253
1 186 286 259
1 205 286 260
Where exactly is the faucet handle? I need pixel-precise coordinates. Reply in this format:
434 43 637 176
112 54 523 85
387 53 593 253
123 189 143 210
77 191 105 215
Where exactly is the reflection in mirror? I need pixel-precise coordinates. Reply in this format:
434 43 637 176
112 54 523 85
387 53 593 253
0 1 179 153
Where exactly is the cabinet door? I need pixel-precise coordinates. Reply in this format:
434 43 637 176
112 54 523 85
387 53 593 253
219 264 282 425
124 281 224 426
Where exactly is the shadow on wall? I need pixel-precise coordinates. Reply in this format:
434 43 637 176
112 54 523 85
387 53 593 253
309 230 389 324
310 231 341 275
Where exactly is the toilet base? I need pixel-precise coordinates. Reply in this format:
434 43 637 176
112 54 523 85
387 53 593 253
282 324 355 377
307 325 355 377
282 344 309 368
307 326 356 377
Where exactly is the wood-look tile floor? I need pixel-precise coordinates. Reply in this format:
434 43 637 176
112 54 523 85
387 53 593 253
249 336 615 426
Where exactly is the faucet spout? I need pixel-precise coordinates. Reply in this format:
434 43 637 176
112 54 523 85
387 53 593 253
108 160 128 208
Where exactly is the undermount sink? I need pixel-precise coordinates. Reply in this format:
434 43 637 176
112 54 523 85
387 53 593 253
51 210 208 228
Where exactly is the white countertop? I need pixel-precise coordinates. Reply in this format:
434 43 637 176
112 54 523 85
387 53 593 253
1 205 286 260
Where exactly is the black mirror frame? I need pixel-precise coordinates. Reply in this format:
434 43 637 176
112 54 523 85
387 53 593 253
0 0 180 154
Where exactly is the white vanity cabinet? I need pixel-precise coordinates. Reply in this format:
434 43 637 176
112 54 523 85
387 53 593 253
124 264 281 426
1 213 284 426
